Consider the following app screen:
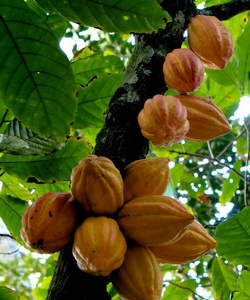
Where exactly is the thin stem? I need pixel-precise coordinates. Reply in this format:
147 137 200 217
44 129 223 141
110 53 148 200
216 121 250 159
168 150 248 182
244 119 250 206
0 109 9 127
207 141 214 159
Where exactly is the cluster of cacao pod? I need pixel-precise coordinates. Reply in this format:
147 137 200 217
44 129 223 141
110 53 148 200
21 155 217 300
138 14 234 148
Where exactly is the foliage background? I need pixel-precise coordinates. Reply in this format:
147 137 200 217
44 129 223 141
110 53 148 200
0 0 249 299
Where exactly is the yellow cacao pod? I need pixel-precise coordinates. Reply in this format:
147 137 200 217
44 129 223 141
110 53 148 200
71 155 124 215
175 94 231 141
137 94 189 147
123 157 170 203
150 220 217 264
163 48 204 93
72 216 127 276
21 192 82 254
188 15 234 69
117 195 194 246
111 244 163 300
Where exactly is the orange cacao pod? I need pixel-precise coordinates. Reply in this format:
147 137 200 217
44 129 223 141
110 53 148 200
111 244 163 300
117 195 194 246
163 48 204 93
150 220 217 264
137 94 189 147
71 155 124 215
123 157 170 203
20 192 82 253
188 15 234 69
175 94 231 141
72 216 127 276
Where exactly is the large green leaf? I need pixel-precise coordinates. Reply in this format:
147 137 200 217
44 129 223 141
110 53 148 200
235 18 250 95
0 119 63 155
219 160 242 205
0 173 30 201
162 279 198 300
212 258 239 300
0 287 20 300
0 0 77 139
71 53 124 86
233 271 250 300
36 0 170 34
0 195 28 243
214 207 250 267
74 74 123 128
0 138 91 182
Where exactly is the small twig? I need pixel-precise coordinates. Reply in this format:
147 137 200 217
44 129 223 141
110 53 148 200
165 280 208 300
0 246 21 255
244 119 250 206
0 233 15 239
207 141 214 159
216 121 250 160
0 109 9 127
167 150 248 182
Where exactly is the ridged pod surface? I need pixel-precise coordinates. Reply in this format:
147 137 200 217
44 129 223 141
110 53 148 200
150 220 217 264
21 192 82 253
71 155 124 215
123 157 170 203
175 95 231 141
188 15 234 69
137 95 189 147
111 244 163 300
163 48 204 93
117 195 194 246
72 216 127 276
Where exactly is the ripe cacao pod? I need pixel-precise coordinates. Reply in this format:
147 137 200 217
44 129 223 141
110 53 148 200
137 94 189 147
188 15 234 69
111 243 163 300
20 192 82 254
117 195 194 246
163 48 204 93
71 155 124 215
150 220 217 264
123 157 170 203
175 94 231 141
72 216 127 276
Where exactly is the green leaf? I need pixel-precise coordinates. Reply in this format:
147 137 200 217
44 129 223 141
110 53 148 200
0 287 20 300
32 276 52 300
166 164 184 196
0 173 30 201
0 138 91 182
3 119 63 155
0 195 28 243
214 207 250 267
0 0 77 139
71 54 124 86
235 18 250 95
238 271 250 296
36 0 170 34
212 257 239 300
162 279 198 300
74 74 123 128
219 160 242 205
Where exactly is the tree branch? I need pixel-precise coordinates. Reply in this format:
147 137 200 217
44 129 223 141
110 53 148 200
200 0 250 20
167 149 249 181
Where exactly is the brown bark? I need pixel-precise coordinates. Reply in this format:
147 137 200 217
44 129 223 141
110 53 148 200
46 1 250 299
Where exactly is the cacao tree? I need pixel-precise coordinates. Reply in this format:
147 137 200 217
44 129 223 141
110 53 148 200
0 0 250 299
